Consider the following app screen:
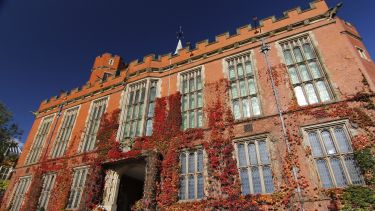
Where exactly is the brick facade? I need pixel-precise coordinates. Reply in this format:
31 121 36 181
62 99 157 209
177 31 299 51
2 0 375 210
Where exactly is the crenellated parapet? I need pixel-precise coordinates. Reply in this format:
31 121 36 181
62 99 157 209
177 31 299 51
38 0 331 115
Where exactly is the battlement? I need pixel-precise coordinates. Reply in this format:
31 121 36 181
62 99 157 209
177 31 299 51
39 0 330 113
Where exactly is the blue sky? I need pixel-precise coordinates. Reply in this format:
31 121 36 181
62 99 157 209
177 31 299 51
0 0 374 145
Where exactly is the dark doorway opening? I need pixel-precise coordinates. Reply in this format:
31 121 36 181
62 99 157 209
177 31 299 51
116 175 144 211
115 160 146 211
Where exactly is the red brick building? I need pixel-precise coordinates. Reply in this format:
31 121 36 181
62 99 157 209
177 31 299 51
2 0 375 210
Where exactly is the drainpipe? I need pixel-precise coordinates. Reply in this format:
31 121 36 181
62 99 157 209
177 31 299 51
260 38 305 211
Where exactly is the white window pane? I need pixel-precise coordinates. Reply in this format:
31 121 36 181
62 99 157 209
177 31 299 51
240 168 250 195
148 102 154 117
293 47 304 62
189 94 195 109
197 75 202 90
251 167 262 193
303 43 315 60
197 174 204 199
229 66 236 80
149 87 156 100
179 177 186 200
344 156 363 185
321 130 336 155
242 99 250 118
197 151 203 172
237 64 244 78
188 175 195 199
182 113 187 130
231 82 238 99
334 128 351 153
247 78 256 95
258 141 270 164
188 152 195 173
182 80 188 94
299 64 311 82
239 80 246 97
294 86 308 106
181 153 186 174
283 49 294 65
237 144 247 167
316 159 333 188
251 97 261 116
197 110 203 128
233 101 241 119
330 158 347 187
305 83 318 104
248 143 258 165
308 132 324 157
308 61 321 79
145 120 153 136
316 81 331 102
182 96 188 111
189 78 195 92
189 112 195 128
263 166 274 193
245 62 253 75
288 66 300 84
197 91 203 108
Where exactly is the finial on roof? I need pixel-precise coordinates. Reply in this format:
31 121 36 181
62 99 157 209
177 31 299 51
174 26 184 55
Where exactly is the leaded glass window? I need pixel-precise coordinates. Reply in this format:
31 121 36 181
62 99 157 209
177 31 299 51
79 97 108 152
26 115 54 165
51 107 79 158
226 52 261 120
181 68 203 130
235 137 274 194
280 36 333 106
118 79 158 149
38 173 56 210
305 123 363 188
66 167 88 209
179 149 204 200
9 176 32 211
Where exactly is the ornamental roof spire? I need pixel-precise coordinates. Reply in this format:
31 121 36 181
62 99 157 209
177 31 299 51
174 26 183 55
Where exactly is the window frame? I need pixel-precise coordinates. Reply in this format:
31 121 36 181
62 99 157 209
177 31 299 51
178 148 205 201
178 66 204 130
37 172 57 210
278 33 335 106
25 114 55 165
302 120 364 188
66 166 89 210
50 106 80 158
117 78 159 149
234 135 275 195
356 47 368 60
8 175 32 211
224 51 262 120
79 96 109 153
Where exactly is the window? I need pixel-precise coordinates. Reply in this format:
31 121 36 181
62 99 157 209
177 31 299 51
66 167 89 209
179 149 204 200
117 79 158 147
304 122 364 188
51 107 79 158
280 35 332 106
9 176 32 211
235 137 274 194
180 68 203 130
38 173 56 210
26 115 54 164
226 52 261 120
356 47 368 60
0 166 12 180
108 58 114 65
79 97 108 152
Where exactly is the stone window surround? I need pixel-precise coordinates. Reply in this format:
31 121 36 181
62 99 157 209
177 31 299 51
301 119 364 188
